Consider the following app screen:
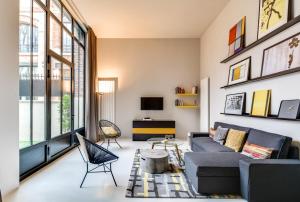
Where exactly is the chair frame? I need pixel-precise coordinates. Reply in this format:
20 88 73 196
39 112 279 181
78 147 118 188
77 134 119 188
99 120 122 149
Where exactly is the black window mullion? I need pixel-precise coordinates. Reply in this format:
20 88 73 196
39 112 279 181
30 0 34 146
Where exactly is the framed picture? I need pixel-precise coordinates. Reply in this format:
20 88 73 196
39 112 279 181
224 93 246 115
251 90 271 117
228 17 246 56
257 0 290 39
261 33 300 76
278 100 300 119
228 57 251 85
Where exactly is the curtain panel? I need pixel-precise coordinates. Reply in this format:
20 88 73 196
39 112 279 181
85 27 99 142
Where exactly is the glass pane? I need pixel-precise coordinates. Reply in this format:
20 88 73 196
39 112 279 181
63 30 72 61
51 58 61 138
74 22 85 45
73 41 79 129
32 2 46 144
50 0 61 21
62 64 71 133
79 46 85 128
50 16 61 55
63 8 72 32
19 0 31 149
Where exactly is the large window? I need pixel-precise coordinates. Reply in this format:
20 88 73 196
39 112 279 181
19 0 86 150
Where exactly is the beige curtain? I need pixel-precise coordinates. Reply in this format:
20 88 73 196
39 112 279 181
85 27 99 142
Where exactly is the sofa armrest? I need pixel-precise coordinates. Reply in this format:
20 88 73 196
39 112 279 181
239 158 300 202
188 132 209 138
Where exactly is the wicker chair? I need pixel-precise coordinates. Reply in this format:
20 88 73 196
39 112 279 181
99 120 122 149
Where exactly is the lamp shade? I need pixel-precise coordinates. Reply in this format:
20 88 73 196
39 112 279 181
98 80 115 94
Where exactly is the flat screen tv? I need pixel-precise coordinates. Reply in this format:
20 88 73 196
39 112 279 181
141 97 163 110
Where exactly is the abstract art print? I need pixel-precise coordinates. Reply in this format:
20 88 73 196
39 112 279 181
228 57 251 85
278 100 300 119
224 93 246 115
258 0 289 39
228 17 246 56
251 90 271 117
262 33 300 76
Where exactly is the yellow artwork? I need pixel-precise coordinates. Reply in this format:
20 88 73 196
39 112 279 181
251 90 271 117
233 66 241 81
258 0 289 39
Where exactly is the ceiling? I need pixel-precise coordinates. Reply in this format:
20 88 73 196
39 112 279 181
72 0 229 38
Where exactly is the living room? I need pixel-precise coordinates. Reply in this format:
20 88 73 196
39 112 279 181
1 0 300 202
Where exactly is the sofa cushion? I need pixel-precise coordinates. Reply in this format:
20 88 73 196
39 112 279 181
224 129 247 152
213 126 229 145
214 122 251 133
247 129 292 159
191 137 234 152
241 142 273 159
184 152 250 177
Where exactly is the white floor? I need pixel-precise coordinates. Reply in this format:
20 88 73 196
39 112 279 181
4 138 246 202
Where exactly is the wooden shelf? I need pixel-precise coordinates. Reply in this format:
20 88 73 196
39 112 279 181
220 113 300 122
220 66 300 89
220 15 300 64
176 105 199 109
176 93 198 96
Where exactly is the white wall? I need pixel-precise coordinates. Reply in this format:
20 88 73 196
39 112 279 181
0 0 19 196
200 0 300 143
98 39 200 139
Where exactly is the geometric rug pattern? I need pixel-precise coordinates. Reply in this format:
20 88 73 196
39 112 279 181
126 149 240 199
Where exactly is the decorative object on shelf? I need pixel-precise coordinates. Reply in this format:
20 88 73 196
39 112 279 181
175 99 184 106
262 33 300 76
257 0 289 39
228 57 251 85
175 87 185 94
192 86 198 94
278 99 300 119
251 90 271 117
228 16 246 56
224 92 246 115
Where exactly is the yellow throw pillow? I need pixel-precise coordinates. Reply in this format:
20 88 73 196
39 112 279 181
224 129 246 152
101 127 118 137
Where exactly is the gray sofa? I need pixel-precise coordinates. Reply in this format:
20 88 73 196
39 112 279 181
184 122 300 201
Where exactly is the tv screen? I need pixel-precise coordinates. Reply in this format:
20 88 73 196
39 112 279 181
141 97 163 110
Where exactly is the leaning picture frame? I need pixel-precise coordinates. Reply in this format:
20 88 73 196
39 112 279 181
224 93 246 115
261 32 300 76
278 99 300 119
257 0 290 39
228 57 251 85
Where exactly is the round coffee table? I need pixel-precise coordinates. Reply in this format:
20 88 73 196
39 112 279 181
147 138 184 166
140 149 169 174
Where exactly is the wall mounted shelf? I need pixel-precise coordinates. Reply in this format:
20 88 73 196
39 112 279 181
220 66 300 89
220 15 300 64
220 113 300 122
176 105 199 109
176 93 198 96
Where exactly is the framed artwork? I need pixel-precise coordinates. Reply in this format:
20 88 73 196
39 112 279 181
261 33 300 76
278 100 300 119
228 17 246 56
257 0 290 39
251 90 271 117
224 93 246 115
228 57 251 85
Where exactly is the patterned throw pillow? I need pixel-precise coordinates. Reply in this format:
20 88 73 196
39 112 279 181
101 127 118 137
209 128 216 138
213 126 229 145
241 142 273 159
224 129 247 152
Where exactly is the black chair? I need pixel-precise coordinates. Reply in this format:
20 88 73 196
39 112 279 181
76 133 119 188
99 120 122 149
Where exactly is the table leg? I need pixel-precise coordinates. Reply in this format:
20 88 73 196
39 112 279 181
175 144 184 166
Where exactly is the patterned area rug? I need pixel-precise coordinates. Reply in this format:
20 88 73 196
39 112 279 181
126 149 240 199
